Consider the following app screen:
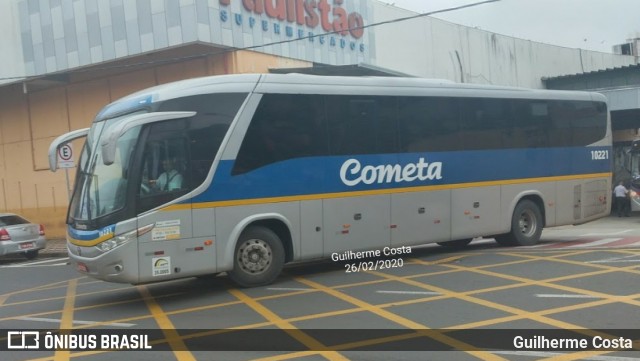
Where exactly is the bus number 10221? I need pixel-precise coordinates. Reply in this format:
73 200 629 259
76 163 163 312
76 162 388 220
591 150 609 160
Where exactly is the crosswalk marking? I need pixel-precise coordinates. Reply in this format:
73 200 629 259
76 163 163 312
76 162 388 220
0 257 69 268
580 229 632 237
564 238 622 248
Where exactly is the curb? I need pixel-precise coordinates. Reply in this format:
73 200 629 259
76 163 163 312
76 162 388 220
41 238 68 257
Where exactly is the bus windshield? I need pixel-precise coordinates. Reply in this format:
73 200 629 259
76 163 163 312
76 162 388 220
67 92 248 229
69 112 144 225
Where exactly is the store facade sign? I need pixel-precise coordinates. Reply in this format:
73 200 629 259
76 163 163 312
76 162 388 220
219 0 367 52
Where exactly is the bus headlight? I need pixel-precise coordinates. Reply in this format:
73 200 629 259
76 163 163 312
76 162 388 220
96 229 137 253
631 191 638 198
95 224 155 253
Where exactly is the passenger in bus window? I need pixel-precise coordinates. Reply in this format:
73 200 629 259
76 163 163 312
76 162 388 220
151 158 183 191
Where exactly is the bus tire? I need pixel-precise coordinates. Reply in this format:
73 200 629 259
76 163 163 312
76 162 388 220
437 239 472 248
496 200 543 247
228 226 285 288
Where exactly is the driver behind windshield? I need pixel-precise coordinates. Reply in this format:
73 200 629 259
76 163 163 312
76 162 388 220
150 157 183 191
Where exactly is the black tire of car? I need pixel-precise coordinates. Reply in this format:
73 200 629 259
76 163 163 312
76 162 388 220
24 250 39 260
228 226 285 288
437 238 472 248
495 200 543 247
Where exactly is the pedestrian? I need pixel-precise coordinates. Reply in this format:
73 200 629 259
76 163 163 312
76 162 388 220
613 181 630 217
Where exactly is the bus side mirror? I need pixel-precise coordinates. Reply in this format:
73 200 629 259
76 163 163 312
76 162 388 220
101 111 196 166
48 128 90 172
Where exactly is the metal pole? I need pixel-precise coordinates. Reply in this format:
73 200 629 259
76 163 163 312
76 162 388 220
65 169 71 201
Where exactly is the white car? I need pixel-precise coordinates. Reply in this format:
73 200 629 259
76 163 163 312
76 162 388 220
0 213 46 259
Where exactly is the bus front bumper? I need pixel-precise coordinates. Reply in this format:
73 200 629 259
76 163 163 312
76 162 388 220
67 240 140 284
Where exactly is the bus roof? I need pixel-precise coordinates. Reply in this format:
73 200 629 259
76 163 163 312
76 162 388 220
98 73 606 121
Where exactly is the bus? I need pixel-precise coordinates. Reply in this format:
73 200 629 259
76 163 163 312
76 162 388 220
619 138 640 212
49 74 611 287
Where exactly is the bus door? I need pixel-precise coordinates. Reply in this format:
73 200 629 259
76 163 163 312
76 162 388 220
629 139 640 211
133 121 215 280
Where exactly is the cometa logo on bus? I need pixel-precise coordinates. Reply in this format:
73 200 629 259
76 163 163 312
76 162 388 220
340 158 443 186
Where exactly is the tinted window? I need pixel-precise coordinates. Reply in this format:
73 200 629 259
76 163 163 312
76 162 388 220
400 97 607 151
0 215 29 226
233 94 328 175
326 96 397 155
549 100 607 147
509 99 551 148
234 94 607 172
399 97 460 152
461 98 512 149
137 93 245 212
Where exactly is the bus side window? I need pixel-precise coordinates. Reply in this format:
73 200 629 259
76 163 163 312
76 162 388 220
326 95 397 155
158 92 246 185
232 94 328 175
459 98 509 150
507 99 550 149
567 101 607 146
398 96 459 152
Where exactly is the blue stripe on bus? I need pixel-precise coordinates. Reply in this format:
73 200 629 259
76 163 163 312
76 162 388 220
68 147 610 243
191 146 611 203
67 224 115 241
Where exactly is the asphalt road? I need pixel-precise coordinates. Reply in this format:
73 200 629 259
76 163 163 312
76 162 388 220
2 215 640 361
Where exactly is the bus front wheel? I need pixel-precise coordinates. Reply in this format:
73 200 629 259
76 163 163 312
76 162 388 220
495 200 543 247
228 226 285 288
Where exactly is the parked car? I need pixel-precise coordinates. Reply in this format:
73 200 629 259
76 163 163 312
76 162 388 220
0 213 46 260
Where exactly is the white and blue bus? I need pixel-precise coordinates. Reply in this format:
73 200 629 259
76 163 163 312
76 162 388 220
49 74 611 287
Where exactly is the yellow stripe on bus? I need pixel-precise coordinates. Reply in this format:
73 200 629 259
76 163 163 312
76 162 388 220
66 172 610 245
68 232 115 247
179 172 611 210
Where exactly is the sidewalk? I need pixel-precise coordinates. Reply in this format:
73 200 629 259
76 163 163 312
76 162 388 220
41 238 68 257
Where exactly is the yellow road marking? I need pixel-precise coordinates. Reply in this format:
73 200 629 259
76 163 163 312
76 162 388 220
505 250 640 276
228 288 348 360
0 285 143 309
138 285 196 361
294 277 506 361
0 277 86 306
13 247 640 361
54 279 77 361
368 267 638 359
251 351 320 361
414 253 640 358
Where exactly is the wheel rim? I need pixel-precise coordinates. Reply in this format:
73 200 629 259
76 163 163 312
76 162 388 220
237 239 272 275
518 209 537 237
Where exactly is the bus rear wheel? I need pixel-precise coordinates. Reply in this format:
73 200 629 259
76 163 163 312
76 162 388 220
437 239 472 248
495 200 543 247
228 226 284 288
